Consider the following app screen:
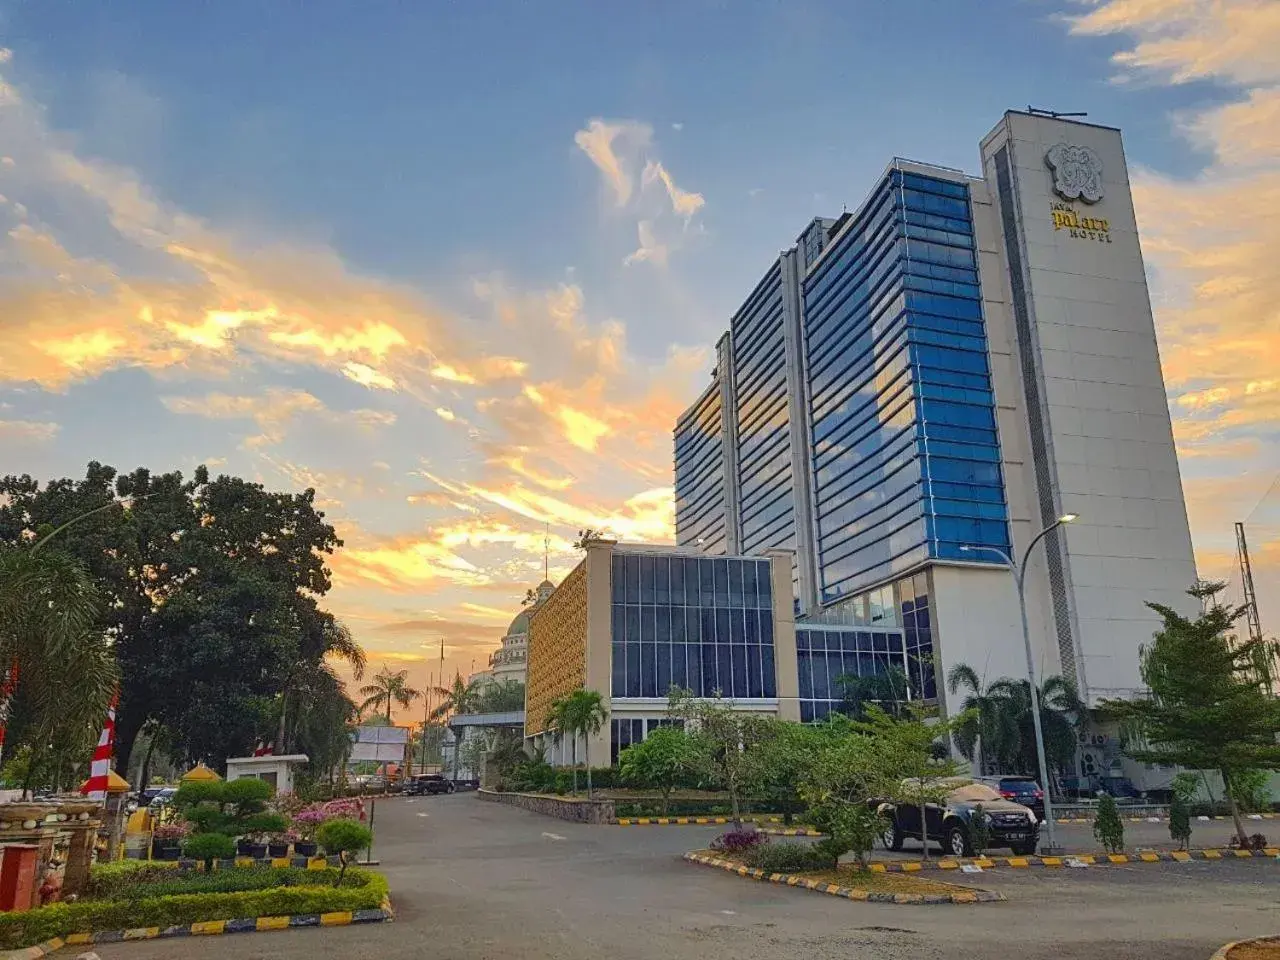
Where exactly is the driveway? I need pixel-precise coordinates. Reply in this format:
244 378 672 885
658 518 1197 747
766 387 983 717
90 794 1279 960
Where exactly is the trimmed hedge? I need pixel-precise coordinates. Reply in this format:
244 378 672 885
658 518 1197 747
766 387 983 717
89 866 353 901
0 868 388 950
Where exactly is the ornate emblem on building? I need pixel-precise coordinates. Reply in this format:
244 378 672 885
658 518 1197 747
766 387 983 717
1045 143 1104 204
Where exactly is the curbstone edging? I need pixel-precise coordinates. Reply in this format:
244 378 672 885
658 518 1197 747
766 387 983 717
614 815 786 826
0 896 394 959
860 848 1280 872
681 851 1004 905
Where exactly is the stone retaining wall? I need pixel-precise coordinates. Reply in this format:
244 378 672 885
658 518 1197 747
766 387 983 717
477 789 615 824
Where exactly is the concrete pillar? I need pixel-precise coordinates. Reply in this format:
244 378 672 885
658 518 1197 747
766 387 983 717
765 548 800 721
584 540 615 769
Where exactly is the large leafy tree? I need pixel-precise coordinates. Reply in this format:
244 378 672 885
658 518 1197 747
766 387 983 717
618 726 699 815
359 666 422 724
1101 583 1280 847
476 680 525 714
669 688 766 827
0 462 351 771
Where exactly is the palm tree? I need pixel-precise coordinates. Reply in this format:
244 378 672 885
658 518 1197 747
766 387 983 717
358 666 422 724
277 615 365 751
477 680 525 714
429 673 484 721
547 689 608 797
947 663 1018 774
945 662 1084 782
0 547 117 793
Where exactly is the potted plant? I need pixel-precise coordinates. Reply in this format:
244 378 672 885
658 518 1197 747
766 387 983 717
292 807 326 858
268 830 295 859
238 831 269 859
151 821 189 860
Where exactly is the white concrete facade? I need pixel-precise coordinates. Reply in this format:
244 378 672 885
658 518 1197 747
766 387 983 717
977 112 1198 703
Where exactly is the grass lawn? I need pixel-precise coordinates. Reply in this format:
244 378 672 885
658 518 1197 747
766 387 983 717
687 849 970 896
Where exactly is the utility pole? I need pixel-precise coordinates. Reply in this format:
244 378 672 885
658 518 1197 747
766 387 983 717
1235 522 1277 694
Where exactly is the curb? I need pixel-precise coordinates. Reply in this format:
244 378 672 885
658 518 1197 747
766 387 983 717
1211 936 1279 960
614 815 785 826
0 896 394 959
1055 813 1277 824
864 847 1280 872
682 852 1005 905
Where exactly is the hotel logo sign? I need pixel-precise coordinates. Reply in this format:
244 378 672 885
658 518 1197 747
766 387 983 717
1050 202 1111 243
1045 143 1104 204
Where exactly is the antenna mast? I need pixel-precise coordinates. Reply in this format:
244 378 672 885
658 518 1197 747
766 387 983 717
1236 521 1277 693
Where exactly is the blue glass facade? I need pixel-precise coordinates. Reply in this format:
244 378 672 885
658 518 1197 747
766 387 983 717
609 552 777 701
796 626 906 722
731 263 796 563
674 383 727 554
804 168 1011 605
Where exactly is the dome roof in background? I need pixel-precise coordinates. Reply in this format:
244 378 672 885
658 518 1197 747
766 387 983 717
506 580 556 635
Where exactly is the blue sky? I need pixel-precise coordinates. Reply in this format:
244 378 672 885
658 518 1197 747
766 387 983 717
2 0 1277 699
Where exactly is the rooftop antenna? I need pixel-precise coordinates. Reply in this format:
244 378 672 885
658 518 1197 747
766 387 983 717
1027 105 1089 119
543 522 550 581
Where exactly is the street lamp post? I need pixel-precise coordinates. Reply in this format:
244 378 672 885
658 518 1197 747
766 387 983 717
960 512 1077 854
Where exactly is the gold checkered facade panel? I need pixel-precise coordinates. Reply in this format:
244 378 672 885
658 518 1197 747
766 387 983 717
526 559 588 734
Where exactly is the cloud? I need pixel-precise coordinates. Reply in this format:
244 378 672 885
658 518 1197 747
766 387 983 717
0 418 59 442
642 160 705 219
160 387 395 447
1063 0 1280 602
623 220 669 267
342 361 397 391
573 118 652 206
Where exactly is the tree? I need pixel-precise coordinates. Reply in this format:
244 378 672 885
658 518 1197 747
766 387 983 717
172 777 287 865
276 611 364 752
619 726 699 815
1093 793 1124 853
546 689 608 797
429 673 483 721
460 736 489 780
290 665 359 782
797 714 900 869
946 663 1017 774
669 688 766 827
945 663 1083 779
742 718 823 823
573 528 605 550
0 463 349 772
1100 583 1280 847
862 703 968 861
1168 794 1191 851
835 666 909 721
316 818 373 886
476 680 525 714
0 546 118 794
359 667 422 724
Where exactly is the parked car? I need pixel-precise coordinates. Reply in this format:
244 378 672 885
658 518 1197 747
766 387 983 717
147 788 178 810
407 774 455 796
877 781 1041 857
975 775 1046 821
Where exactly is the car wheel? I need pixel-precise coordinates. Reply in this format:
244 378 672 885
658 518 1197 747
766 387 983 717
447 783 456 794
947 824 972 857
881 819 903 851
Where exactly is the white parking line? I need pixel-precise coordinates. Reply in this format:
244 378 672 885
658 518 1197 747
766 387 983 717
542 832 566 841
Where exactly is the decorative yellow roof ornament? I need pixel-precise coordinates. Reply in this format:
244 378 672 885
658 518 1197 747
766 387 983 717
180 763 221 783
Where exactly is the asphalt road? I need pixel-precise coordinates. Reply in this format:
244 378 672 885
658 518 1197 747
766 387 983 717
90 795 1278 960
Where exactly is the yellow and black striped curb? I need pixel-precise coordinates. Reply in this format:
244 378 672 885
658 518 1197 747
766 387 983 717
682 852 1004 905
0 897 394 960
864 847 1280 872
614 815 785 826
760 826 824 837
128 855 341 870
1055 814 1278 824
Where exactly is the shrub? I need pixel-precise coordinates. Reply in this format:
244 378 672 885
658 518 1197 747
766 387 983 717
710 828 767 855
1093 794 1125 853
173 777 287 841
315 818 373 886
742 842 827 873
89 867 354 901
183 833 236 870
969 804 992 856
1168 795 1192 850
0 870 387 950
1228 832 1268 851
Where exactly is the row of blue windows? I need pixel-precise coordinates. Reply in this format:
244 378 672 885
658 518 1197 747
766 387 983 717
610 635 778 700
610 554 774 610
901 573 937 700
610 718 683 765
611 603 776 647
797 628 908 721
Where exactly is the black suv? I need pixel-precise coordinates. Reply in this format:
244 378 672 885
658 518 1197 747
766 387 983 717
877 781 1040 856
975 775 1046 821
407 774 455 796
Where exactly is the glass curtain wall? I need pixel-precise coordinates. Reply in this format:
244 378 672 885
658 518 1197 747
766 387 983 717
804 168 1010 605
610 553 776 701
674 383 728 553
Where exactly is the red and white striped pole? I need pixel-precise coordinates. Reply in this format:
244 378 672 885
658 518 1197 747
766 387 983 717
81 691 119 800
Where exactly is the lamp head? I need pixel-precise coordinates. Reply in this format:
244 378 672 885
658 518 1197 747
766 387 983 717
959 545 972 552
1058 513 1079 524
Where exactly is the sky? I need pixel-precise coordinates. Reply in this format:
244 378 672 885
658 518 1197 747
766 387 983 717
1 0 1278 716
